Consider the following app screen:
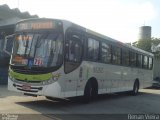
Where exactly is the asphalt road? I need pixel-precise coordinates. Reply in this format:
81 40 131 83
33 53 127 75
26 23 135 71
0 85 160 120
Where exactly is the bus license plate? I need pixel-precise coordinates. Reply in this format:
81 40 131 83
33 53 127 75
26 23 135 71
22 84 31 90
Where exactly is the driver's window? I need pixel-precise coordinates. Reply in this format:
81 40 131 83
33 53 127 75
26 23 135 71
65 30 83 73
68 35 81 62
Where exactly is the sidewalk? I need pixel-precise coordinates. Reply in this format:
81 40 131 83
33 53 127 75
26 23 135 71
0 85 22 98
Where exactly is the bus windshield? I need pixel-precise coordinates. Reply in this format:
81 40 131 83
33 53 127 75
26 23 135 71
11 32 63 69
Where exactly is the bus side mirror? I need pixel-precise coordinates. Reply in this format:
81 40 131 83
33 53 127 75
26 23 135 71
3 34 15 55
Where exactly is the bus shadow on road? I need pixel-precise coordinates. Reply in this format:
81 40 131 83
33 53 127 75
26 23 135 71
16 98 80 114
15 89 160 114
14 92 142 110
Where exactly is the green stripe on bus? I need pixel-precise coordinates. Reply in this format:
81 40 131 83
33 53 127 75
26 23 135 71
9 70 52 81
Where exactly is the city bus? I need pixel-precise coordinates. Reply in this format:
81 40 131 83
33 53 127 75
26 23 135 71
8 18 154 102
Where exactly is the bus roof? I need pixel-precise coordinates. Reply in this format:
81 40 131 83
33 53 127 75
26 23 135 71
16 18 154 57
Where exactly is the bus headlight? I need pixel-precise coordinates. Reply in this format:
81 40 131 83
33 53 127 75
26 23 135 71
52 77 59 81
41 73 61 85
52 73 61 81
41 79 52 85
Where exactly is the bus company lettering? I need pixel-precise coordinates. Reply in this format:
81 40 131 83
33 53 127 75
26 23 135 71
93 67 104 73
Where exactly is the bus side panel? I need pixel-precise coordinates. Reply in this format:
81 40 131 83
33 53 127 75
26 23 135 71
141 69 153 88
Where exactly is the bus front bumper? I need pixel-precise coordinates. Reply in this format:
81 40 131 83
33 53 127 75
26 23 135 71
8 77 62 98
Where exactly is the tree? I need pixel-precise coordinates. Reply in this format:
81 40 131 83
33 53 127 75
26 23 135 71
132 38 160 52
132 37 160 58
137 39 151 52
151 37 160 45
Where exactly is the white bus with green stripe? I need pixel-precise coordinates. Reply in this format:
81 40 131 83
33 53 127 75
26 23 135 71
8 18 154 102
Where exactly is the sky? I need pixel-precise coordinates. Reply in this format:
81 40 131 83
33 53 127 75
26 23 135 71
0 0 160 43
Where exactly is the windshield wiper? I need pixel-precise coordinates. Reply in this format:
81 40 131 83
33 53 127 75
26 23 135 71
24 35 30 57
28 34 35 57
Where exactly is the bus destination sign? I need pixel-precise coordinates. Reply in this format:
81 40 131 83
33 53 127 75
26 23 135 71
15 20 57 31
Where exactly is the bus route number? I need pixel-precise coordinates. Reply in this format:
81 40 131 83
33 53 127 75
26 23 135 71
34 58 43 66
93 67 104 73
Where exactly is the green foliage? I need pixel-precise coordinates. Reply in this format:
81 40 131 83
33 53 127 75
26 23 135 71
132 37 160 59
133 38 160 51
151 37 160 44
136 39 152 52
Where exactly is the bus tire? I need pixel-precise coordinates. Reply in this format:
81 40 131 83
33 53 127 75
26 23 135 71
83 81 92 103
92 79 98 99
132 80 139 95
83 79 98 103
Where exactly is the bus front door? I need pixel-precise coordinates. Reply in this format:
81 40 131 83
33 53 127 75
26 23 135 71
64 29 83 97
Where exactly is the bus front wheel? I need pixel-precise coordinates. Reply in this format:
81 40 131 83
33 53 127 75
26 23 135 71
132 80 139 95
83 79 98 103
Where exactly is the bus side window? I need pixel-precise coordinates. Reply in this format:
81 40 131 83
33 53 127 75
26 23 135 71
130 51 136 67
112 46 121 65
65 30 83 73
87 38 100 61
136 54 142 68
69 36 81 62
122 49 129 66
101 42 111 63
149 57 153 70
143 55 148 69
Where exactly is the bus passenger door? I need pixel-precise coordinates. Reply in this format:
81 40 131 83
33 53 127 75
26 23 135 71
64 28 83 97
